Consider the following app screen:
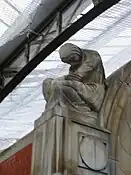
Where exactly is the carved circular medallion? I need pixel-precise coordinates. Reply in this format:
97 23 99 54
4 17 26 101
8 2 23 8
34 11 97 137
79 136 108 171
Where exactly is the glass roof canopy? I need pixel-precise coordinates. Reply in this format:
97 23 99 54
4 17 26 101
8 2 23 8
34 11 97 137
0 0 31 35
1 0 131 149
0 0 41 47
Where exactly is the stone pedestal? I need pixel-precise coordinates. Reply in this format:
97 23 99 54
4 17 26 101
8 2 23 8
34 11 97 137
31 113 110 175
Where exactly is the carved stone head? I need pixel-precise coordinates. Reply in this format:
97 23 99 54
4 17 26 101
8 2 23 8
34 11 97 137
59 43 82 66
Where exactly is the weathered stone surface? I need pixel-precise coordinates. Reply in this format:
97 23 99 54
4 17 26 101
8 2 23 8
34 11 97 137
42 43 106 126
109 159 117 175
100 60 131 175
115 164 126 175
31 113 110 175
65 121 110 175
79 135 108 170
31 116 64 175
116 135 131 174
31 45 131 175
2 48 131 175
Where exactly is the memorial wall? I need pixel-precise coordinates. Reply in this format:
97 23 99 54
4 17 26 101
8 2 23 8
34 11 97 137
0 44 131 175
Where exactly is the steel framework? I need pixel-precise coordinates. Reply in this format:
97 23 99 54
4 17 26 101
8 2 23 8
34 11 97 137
0 0 120 102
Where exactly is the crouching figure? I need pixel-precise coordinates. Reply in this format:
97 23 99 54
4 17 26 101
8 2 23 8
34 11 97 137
42 43 106 121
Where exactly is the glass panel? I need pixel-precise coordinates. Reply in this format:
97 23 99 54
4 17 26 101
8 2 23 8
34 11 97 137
9 0 33 11
0 0 19 25
36 61 61 70
85 16 117 30
98 47 124 55
102 55 113 62
106 37 131 46
119 27 131 36
0 22 8 36
70 29 102 41
1 0 131 149
102 3 131 18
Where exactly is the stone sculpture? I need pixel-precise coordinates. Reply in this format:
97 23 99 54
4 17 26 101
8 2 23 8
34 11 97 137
42 43 106 120
31 44 131 175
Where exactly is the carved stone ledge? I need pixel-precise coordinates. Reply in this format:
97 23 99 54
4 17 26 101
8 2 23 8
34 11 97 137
31 112 110 175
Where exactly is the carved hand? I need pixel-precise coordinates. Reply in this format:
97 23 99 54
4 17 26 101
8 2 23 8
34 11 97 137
65 73 82 81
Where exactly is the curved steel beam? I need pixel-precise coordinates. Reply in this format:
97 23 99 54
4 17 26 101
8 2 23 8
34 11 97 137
0 0 120 102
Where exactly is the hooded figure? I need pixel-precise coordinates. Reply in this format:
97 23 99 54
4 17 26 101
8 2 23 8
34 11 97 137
42 43 106 120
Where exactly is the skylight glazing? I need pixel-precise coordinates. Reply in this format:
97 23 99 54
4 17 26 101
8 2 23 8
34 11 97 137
0 0 19 26
1 0 131 150
0 0 41 46
9 0 33 11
